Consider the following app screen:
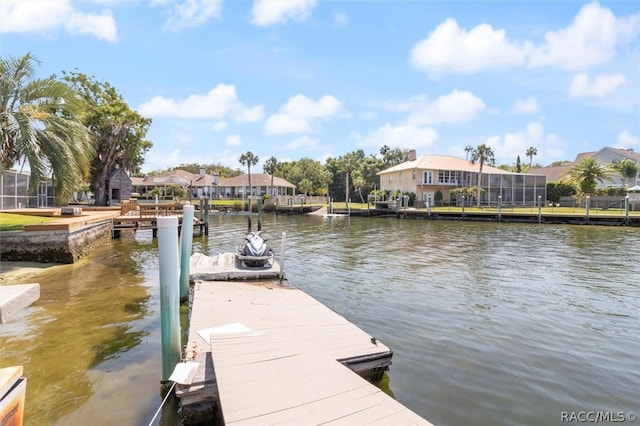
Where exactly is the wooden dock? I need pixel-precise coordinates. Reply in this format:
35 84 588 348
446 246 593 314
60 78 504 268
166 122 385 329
112 203 205 237
177 278 431 425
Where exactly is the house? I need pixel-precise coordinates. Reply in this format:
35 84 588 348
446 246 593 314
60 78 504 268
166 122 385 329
217 174 296 198
529 147 640 188
108 169 132 205
131 168 219 199
378 150 546 206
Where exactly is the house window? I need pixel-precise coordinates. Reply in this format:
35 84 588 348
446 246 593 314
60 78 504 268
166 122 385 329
438 170 459 185
423 171 433 184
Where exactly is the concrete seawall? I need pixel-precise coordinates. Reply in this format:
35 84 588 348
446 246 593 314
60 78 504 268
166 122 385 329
0 221 112 263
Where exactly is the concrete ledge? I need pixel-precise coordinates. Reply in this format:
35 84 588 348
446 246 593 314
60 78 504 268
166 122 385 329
0 283 40 324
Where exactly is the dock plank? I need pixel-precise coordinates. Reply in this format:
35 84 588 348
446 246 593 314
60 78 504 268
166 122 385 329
179 280 431 425
210 329 431 425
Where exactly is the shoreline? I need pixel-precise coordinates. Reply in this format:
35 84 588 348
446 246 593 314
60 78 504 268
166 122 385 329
0 261 65 284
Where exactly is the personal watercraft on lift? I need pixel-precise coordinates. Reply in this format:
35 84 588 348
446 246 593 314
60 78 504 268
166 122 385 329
237 230 273 267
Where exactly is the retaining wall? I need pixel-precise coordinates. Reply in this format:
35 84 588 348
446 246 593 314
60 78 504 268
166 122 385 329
0 221 112 263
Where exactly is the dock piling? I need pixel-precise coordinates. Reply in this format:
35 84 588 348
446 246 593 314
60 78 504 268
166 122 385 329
279 232 286 282
179 203 195 300
157 216 182 382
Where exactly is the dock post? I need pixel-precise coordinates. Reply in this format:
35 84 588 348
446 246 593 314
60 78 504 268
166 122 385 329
279 232 286 282
498 195 502 222
257 198 262 231
585 196 591 222
179 203 195 300
537 195 542 224
157 216 182 383
625 195 629 225
203 196 209 236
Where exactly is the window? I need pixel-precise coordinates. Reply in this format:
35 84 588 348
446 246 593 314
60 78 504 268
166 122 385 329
423 171 433 184
438 170 459 185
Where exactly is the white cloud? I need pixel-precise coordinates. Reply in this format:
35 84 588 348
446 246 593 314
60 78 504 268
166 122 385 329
359 124 439 151
410 2 640 75
410 18 527 74
159 0 221 32
287 136 318 150
212 121 228 131
486 122 565 164
265 94 342 135
138 84 262 121
617 130 640 148
529 2 640 70
225 135 242 146
251 0 317 27
406 90 486 126
511 97 540 115
0 0 118 42
233 105 265 122
569 73 626 98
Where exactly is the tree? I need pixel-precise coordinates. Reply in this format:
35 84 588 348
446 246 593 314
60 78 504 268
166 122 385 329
239 151 259 199
562 158 613 195
351 169 366 203
516 155 522 173
526 147 538 168
0 53 93 204
464 145 473 160
263 156 278 197
64 72 152 206
381 146 409 167
611 158 639 188
469 144 495 208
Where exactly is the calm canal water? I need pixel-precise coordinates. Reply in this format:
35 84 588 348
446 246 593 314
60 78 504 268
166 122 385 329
1 214 638 425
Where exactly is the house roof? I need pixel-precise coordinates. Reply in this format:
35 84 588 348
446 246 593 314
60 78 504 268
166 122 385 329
218 173 295 188
131 169 218 187
531 146 640 183
378 154 535 175
527 165 570 182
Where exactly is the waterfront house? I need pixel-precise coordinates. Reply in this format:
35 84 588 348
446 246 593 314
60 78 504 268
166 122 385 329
217 174 296 198
529 147 640 188
378 150 546 207
130 168 219 199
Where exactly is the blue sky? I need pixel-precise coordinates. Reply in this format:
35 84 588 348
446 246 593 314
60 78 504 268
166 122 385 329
2 0 639 173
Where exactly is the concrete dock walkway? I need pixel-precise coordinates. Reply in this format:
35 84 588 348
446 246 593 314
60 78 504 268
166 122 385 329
177 279 432 425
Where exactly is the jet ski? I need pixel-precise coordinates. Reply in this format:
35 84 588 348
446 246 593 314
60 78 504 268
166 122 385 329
237 231 273 267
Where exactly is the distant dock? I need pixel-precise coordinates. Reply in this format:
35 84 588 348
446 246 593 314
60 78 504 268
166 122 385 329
177 257 431 425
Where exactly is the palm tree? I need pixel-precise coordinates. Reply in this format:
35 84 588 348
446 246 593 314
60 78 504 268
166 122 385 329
0 53 93 204
562 158 613 195
525 146 538 168
239 151 259 202
611 158 639 188
469 144 495 208
263 156 278 197
464 145 473 160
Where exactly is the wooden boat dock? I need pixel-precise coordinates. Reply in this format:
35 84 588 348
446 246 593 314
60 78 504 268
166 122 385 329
177 266 432 425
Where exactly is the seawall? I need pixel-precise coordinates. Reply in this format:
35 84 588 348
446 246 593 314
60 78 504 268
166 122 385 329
0 221 112 264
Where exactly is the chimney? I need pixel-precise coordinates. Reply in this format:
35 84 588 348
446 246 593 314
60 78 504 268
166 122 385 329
199 167 205 178
213 173 219 185
408 149 417 161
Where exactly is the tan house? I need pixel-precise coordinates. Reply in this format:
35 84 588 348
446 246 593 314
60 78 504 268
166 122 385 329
131 168 219 198
378 150 546 206
217 174 296 198
529 147 640 188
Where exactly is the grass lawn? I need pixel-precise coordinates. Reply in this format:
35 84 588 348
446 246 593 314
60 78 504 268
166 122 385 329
0 213 59 231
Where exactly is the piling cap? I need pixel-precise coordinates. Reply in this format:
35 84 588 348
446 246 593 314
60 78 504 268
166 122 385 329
157 216 179 228
183 203 195 212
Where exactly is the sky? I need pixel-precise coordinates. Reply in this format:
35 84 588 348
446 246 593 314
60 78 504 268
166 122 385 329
1 0 639 174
